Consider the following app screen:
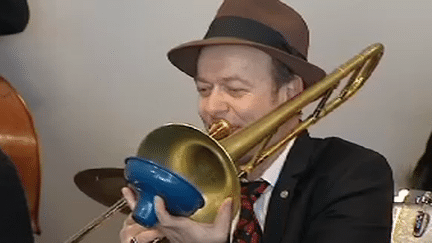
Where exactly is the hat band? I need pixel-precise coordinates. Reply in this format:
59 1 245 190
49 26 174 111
204 16 307 61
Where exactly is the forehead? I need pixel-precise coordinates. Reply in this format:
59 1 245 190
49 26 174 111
196 45 273 83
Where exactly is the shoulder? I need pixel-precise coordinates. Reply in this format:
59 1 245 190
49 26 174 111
287 136 394 243
0 149 25 192
0 149 18 177
307 136 392 179
296 136 394 218
310 136 384 160
0 0 29 35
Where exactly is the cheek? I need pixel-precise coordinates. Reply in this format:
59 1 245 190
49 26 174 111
198 99 210 121
232 96 275 123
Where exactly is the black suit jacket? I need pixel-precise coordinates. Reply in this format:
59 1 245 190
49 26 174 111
262 133 394 243
0 0 29 35
0 148 34 243
411 130 432 190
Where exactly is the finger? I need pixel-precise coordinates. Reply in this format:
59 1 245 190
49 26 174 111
213 197 233 233
122 187 137 210
134 229 165 243
154 196 176 227
154 196 168 221
120 226 164 243
119 221 146 242
123 213 137 227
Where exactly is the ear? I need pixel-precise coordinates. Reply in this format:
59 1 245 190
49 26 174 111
278 75 304 102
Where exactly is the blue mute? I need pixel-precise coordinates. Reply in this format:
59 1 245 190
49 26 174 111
124 156 205 227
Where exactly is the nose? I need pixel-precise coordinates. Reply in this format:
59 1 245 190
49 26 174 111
203 87 229 118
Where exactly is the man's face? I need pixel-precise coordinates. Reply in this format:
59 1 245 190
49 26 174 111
195 45 293 135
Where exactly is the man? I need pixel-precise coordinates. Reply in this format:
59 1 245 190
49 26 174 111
411 130 432 190
0 0 29 35
0 148 34 243
0 1 33 242
120 0 394 242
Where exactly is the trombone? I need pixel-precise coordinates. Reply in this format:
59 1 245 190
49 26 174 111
64 43 384 242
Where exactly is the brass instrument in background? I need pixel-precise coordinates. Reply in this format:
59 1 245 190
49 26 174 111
64 43 384 242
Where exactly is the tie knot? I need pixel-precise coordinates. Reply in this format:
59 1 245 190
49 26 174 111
241 180 269 202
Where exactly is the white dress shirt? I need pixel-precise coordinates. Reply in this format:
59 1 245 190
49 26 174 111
230 138 295 241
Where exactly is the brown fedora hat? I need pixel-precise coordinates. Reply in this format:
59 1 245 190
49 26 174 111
167 0 326 88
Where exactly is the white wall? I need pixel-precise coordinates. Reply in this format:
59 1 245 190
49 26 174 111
0 0 431 242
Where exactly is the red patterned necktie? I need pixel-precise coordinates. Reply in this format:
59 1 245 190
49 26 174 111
232 180 270 243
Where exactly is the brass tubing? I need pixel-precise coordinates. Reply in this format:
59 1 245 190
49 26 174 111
63 198 127 243
220 43 384 165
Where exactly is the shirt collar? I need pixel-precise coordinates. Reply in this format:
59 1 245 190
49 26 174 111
260 138 296 187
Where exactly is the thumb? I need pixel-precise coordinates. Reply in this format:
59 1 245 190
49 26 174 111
213 197 234 233
121 187 137 210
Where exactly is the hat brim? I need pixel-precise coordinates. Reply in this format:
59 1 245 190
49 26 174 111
167 37 326 89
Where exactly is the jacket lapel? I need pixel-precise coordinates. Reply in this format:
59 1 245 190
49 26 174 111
262 132 315 243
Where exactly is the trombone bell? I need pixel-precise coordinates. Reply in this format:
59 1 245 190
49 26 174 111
125 124 241 226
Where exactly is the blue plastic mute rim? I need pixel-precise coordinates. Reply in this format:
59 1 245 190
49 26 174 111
124 156 205 227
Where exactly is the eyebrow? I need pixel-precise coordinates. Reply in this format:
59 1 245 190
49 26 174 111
195 76 252 87
194 77 208 83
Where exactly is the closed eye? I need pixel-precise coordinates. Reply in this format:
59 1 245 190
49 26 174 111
197 87 211 97
226 87 248 97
